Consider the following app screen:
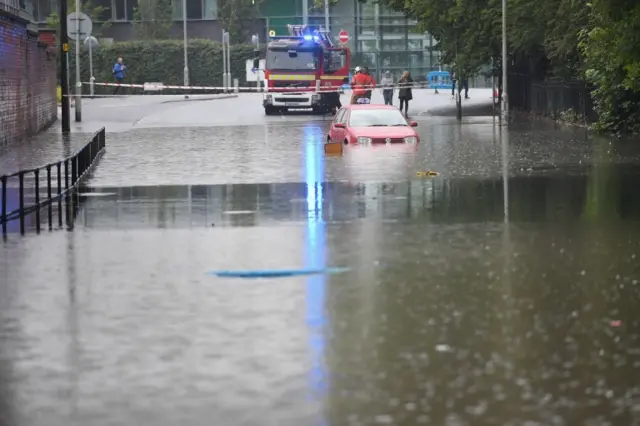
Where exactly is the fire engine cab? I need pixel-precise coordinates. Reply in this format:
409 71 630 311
254 24 351 115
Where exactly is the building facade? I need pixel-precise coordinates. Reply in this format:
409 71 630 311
30 0 442 79
1 1 57 146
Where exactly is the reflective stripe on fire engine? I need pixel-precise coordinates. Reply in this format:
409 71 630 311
268 74 315 80
320 76 346 80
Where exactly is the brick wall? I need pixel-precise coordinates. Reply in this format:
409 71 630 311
0 11 57 148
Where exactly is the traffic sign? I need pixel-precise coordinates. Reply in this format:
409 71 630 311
67 12 93 41
269 29 276 37
338 29 349 44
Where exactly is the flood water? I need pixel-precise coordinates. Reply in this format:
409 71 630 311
2 112 640 425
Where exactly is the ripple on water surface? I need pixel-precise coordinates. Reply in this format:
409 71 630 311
2 167 640 425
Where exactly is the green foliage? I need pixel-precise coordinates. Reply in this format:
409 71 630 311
132 0 173 40
217 0 263 44
66 39 258 93
374 0 640 133
579 0 640 134
46 0 111 38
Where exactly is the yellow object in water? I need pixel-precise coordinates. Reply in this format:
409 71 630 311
324 142 344 155
56 86 62 103
416 170 439 177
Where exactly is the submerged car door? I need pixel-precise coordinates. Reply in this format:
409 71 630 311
330 108 347 141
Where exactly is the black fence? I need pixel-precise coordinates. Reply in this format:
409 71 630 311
508 73 598 124
0 127 106 236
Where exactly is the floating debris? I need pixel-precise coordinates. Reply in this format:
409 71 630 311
416 170 439 177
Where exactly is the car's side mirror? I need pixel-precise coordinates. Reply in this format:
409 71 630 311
334 123 346 128
409 121 418 127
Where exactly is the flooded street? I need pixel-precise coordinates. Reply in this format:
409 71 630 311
1 92 640 425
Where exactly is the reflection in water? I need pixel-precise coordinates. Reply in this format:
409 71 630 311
304 125 328 421
2 129 640 425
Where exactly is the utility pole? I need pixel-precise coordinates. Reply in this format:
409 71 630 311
324 0 329 32
74 0 82 122
59 0 70 131
183 0 189 99
302 0 308 25
501 0 508 125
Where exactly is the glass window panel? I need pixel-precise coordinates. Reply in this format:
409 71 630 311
186 0 201 19
380 52 407 68
361 52 376 68
407 38 422 50
203 0 216 18
358 40 376 52
125 0 134 20
359 1 375 17
36 0 52 22
381 38 405 51
114 0 125 20
172 0 182 19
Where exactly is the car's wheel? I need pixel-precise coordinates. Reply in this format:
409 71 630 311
265 106 276 115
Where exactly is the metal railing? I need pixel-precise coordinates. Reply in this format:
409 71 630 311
508 73 597 123
1 127 106 236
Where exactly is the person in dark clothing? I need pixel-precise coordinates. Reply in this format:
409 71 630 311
112 57 126 94
461 78 469 99
451 70 457 98
398 70 413 117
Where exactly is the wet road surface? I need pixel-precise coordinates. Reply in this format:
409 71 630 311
2 89 640 426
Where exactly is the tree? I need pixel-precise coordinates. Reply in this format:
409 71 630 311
217 0 264 44
132 0 173 40
579 0 640 133
46 0 111 38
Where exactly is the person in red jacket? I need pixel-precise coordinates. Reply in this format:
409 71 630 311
362 67 376 100
350 66 370 104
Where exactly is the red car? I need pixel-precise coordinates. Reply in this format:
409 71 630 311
327 104 419 146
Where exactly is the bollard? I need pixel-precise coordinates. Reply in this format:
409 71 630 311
75 81 82 122
89 76 95 98
233 78 239 94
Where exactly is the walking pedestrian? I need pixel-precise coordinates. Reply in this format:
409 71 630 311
451 69 457 98
381 71 394 105
112 57 126 95
398 71 413 117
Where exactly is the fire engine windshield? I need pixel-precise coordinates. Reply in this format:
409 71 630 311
266 49 318 71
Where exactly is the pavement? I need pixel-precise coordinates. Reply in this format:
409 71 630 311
2 87 640 426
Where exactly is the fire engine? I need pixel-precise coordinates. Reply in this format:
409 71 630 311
254 25 351 115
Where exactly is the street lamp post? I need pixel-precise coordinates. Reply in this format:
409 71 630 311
302 0 308 25
251 34 260 92
183 0 189 99
324 0 329 32
74 0 82 122
501 0 508 125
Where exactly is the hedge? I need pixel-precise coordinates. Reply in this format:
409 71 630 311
65 39 260 94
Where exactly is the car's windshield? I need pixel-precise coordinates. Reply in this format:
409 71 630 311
266 50 317 71
348 109 408 127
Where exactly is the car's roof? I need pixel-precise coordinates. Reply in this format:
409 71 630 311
345 104 399 110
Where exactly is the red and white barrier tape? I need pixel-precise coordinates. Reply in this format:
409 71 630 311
83 81 486 94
